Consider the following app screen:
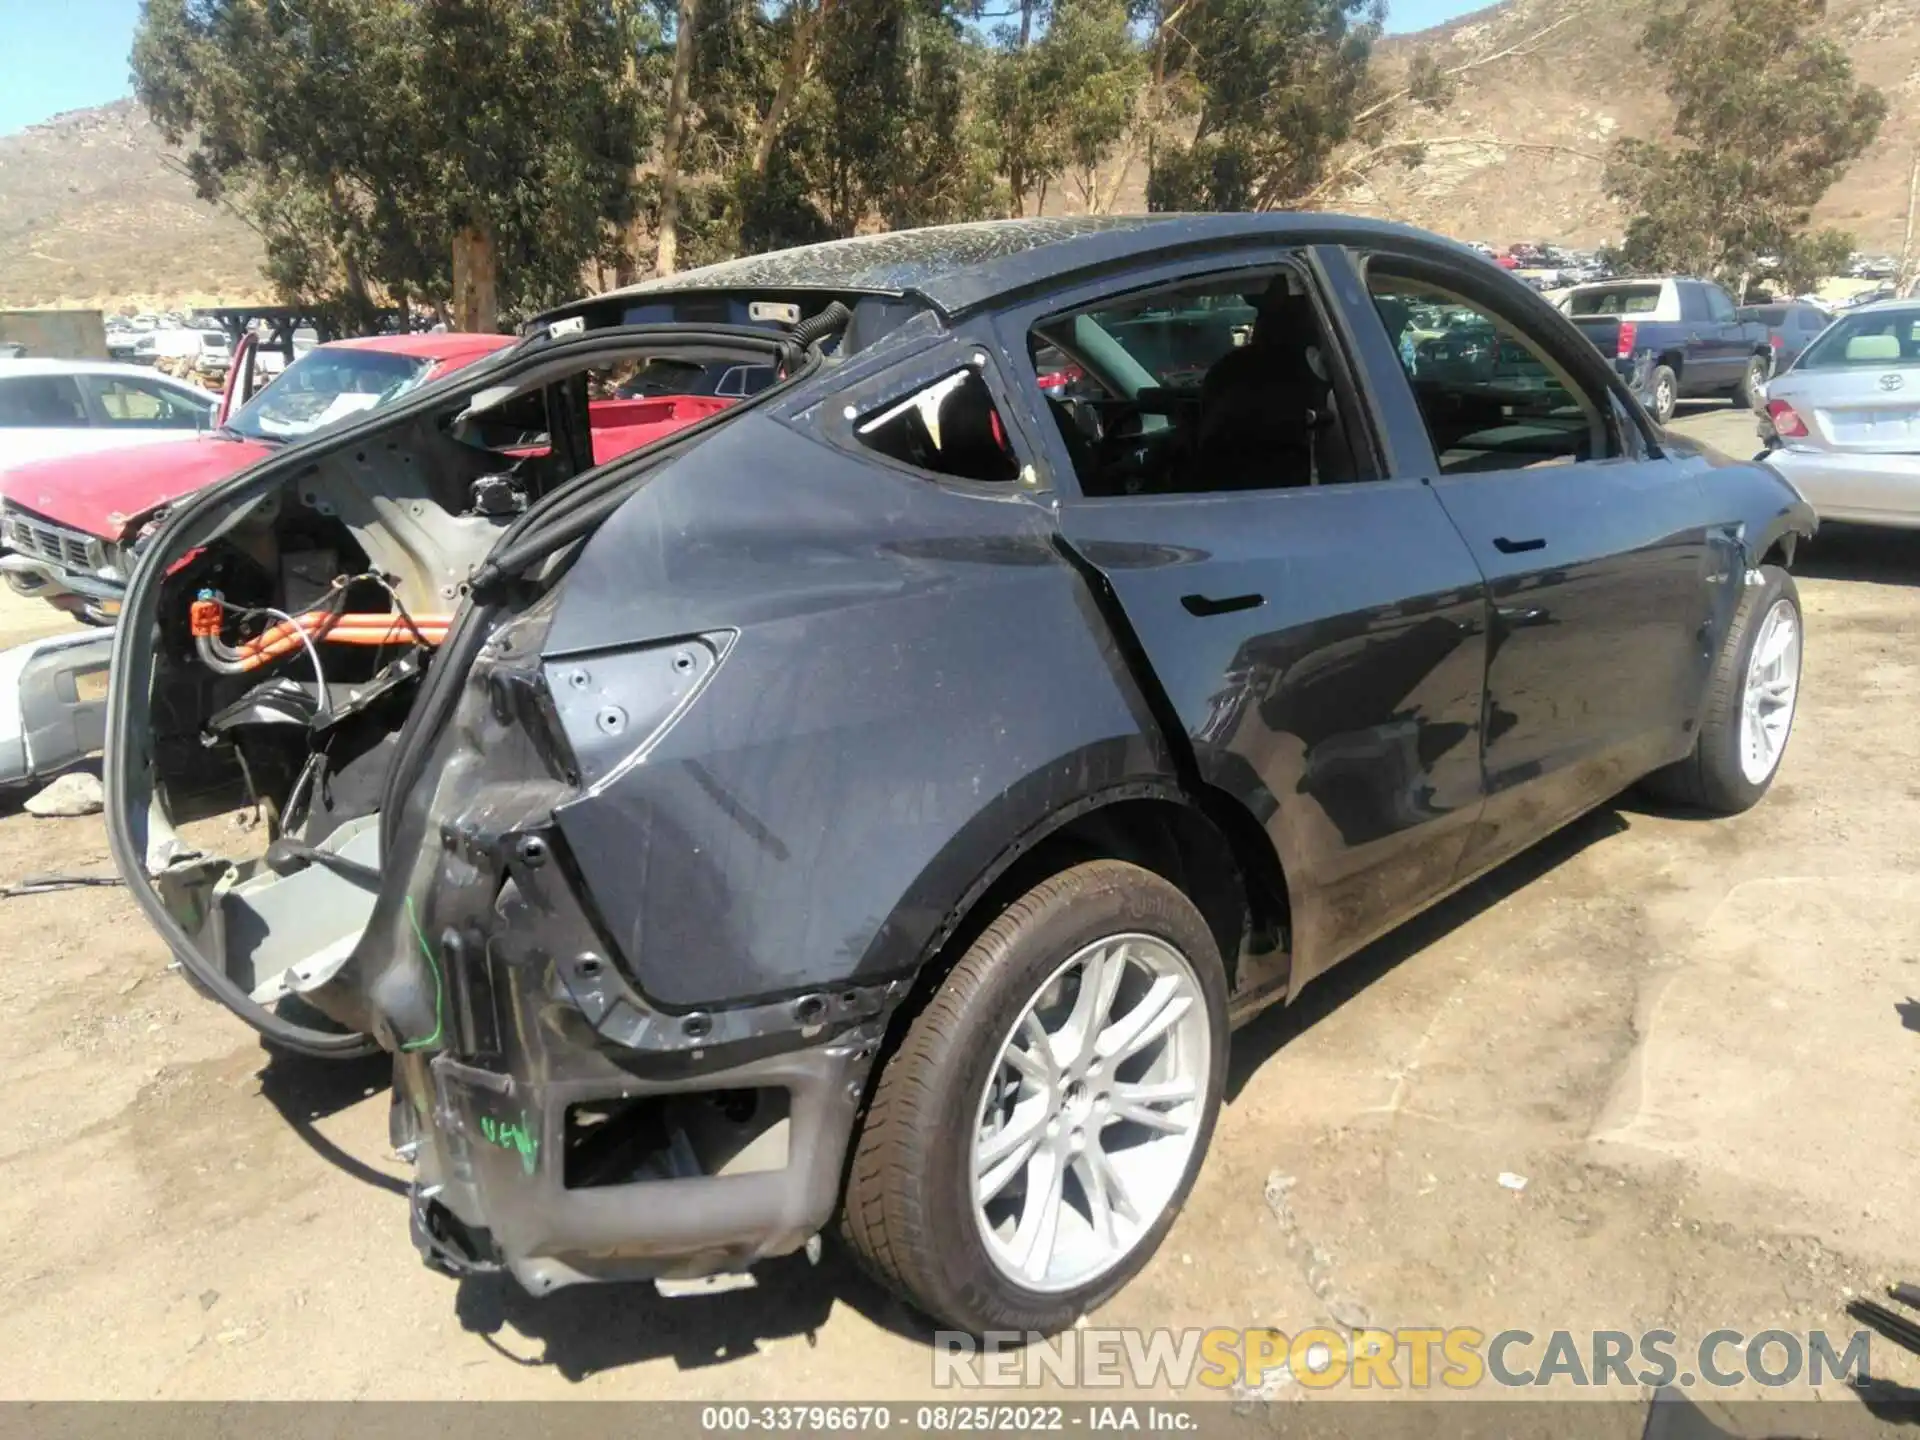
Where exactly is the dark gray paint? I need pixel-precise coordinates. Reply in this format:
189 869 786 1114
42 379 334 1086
542 410 1176 1008
536 214 1479 326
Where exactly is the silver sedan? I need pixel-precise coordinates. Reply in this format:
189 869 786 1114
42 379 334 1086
1757 300 1920 527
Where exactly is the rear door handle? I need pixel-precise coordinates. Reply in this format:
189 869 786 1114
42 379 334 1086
1181 592 1264 617
1492 536 1546 554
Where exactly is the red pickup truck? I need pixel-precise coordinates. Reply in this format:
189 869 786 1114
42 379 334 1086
0 330 739 785
0 333 517 624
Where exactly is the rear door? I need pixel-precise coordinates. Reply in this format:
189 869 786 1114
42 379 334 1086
1675 282 1736 390
1356 250 1717 881
996 246 1491 994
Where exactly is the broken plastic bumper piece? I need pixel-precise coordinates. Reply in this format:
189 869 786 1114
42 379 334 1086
401 1030 881 1295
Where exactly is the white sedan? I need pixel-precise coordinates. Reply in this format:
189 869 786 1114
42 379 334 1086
0 358 216 471
1758 300 1920 528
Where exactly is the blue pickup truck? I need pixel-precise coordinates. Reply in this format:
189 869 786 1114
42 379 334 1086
1560 277 1773 424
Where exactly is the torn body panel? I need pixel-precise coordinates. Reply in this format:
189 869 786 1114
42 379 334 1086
107 325 816 1057
321 411 1180 1284
106 310 1179 1290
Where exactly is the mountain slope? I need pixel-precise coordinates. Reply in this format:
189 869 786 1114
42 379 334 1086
0 99 267 311
1355 0 1920 249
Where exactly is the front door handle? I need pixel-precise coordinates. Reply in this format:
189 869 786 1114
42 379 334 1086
1182 592 1264 617
1492 536 1546 554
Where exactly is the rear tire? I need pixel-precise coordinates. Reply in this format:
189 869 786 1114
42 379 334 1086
841 860 1228 1335
1733 354 1768 410
1640 565 1801 814
1649 364 1678 424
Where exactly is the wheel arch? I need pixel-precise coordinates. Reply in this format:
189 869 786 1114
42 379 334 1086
1748 495 1817 572
850 783 1291 1146
893 783 1287 1008
1759 530 1798 570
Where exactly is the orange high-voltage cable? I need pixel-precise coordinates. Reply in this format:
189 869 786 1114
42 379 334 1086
230 612 452 671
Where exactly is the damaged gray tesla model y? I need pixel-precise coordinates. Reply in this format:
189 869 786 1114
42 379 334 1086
106 215 1814 1335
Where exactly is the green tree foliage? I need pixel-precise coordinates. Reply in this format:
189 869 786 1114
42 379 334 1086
1603 0 1885 294
1142 0 1412 212
133 0 1555 311
796 0 998 233
132 0 656 327
984 0 1141 216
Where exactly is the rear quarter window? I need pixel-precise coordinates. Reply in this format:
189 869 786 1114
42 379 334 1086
1569 285 1661 317
1796 310 1920 369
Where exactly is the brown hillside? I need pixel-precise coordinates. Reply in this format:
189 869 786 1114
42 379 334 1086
0 99 268 311
1354 0 1920 250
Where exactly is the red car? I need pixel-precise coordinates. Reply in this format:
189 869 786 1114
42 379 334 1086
0 332 516 624
0 329 735 786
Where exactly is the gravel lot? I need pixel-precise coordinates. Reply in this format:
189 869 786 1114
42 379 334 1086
3 400 1917 1403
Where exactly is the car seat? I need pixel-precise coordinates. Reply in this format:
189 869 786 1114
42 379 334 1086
1195 284 1348 488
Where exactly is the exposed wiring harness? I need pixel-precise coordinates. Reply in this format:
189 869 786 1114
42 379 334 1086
190 574 449 838
188 577 450 701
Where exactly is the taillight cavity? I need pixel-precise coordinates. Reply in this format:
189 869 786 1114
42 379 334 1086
1766 398 1810 439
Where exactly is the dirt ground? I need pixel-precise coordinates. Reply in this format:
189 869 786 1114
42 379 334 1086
2 400 1917 1404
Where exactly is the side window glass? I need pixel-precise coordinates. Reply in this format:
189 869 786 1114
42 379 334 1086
1705 287 1736 322
853 368 1019 484
0 375 89 428
1027 267 1365 497
89 377 208 427
1369 271 1618 475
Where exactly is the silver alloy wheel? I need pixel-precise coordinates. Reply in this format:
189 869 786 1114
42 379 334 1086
969 932 1211 1295
1655 372 1675 419
1739 596 1800 785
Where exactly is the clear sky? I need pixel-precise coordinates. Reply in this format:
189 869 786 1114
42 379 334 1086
0 0 142 135
1383 0 1492 32
0 0 1488 137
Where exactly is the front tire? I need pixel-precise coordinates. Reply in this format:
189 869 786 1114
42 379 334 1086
1641 564 1802 814
841 860 1228 1335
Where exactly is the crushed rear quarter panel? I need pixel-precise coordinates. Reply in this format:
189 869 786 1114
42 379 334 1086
539 410 1178 1009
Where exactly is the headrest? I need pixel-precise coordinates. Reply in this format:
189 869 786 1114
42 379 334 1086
933 372 1016 481
1844 333 1902 362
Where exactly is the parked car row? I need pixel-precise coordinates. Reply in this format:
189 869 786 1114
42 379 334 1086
105 316 319 383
